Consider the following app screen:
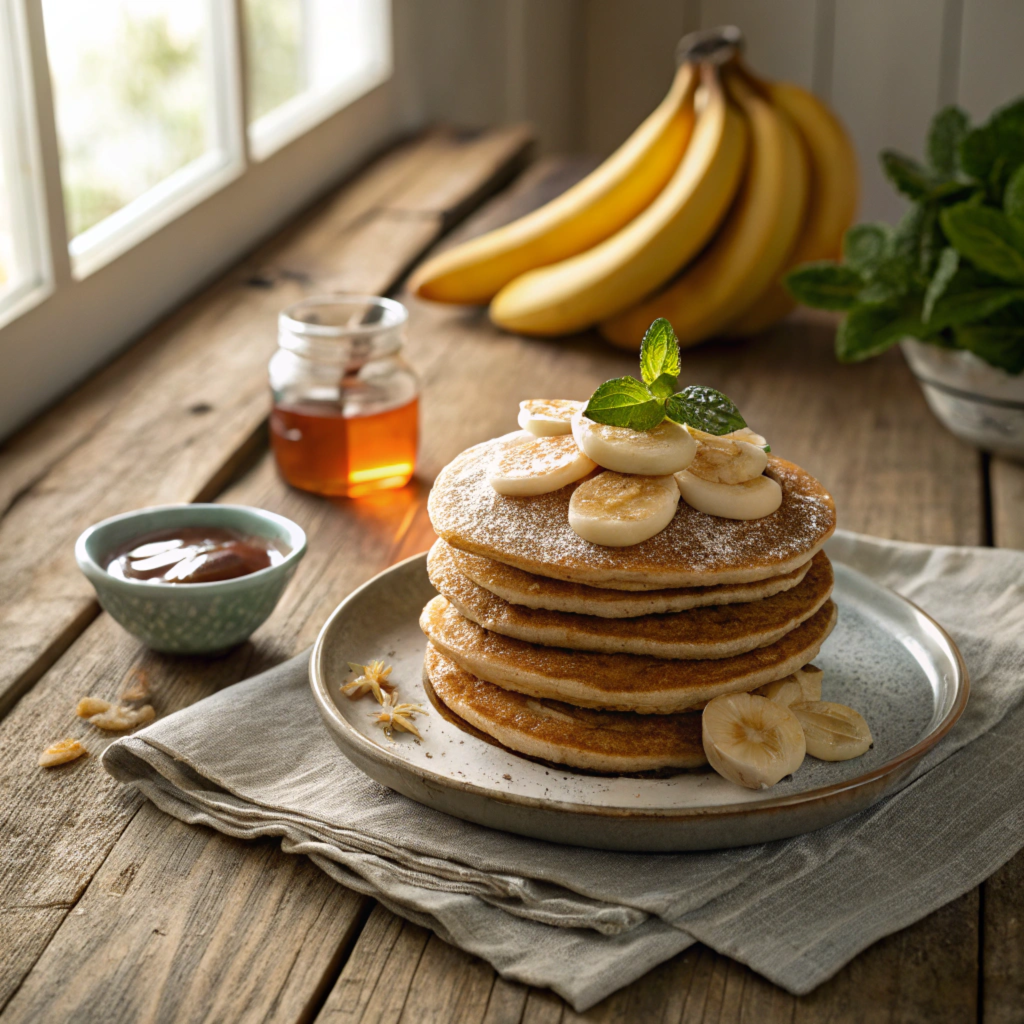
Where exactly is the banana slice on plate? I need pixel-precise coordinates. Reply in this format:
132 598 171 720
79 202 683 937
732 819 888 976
572 410 696 475
488 434 596 496
790 701 873 761
754 664 824 706
517 399 584 436
687 429 768 484
702 692 806 789
568 471 679 546
675 469 782 520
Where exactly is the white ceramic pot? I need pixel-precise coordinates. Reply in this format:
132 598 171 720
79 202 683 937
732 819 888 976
901 338 1024 460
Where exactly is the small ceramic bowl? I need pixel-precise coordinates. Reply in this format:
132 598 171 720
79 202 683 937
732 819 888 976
75 504 307 654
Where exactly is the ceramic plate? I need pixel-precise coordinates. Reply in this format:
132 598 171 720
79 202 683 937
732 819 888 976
309 553 968 851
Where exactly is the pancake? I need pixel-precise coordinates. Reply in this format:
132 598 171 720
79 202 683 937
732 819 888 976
420 595 838 713
446 541 813 618
428 437 836 589
429 540 834 659
424 643 707 773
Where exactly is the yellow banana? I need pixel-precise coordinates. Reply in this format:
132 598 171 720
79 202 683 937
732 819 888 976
488 68 747 337
601 68 809 352
408 63 697 306
724 76 858 336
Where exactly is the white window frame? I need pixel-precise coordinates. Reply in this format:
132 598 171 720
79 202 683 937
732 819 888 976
0 0 407 440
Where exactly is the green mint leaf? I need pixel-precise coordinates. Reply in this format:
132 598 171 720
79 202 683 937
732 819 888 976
843 224 892 274
665 386 745 435
923 247 960 322
584 377 664 430
881 151 937 201
953 324 1024 374
835 305 931 362
928 106 970 177
638 318 680 387
784 262 864 311
1005 164 1024 226
648 372 676 400
959 98 1024 200
940 203 1024 284
893 204 943 283
929 286 1024 330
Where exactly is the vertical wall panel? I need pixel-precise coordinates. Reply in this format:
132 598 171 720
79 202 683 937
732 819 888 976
957 0 1024 123
583 0 700 156
830 0 949 224
699 0 820 88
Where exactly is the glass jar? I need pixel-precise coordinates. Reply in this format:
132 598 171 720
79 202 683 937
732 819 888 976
269 295 419 497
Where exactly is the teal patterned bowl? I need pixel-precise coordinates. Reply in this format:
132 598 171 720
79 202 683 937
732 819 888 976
75 504 307 654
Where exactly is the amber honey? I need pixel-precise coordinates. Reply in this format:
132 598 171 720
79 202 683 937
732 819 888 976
271 397 418 497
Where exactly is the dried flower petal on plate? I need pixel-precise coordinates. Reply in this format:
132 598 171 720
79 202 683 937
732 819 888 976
88 704 156 732
121 667 151 702
77 696 111 718
39 738 88 768
343 660 395 703
371 692 427 740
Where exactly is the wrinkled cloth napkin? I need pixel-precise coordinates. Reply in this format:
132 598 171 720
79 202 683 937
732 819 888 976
104 530 1024 1011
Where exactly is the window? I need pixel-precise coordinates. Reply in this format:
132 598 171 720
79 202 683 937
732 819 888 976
245 0 392 160
42 0 244 276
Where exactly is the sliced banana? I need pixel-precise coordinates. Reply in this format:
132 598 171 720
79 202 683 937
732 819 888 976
725 426 769 449
568 471 679 546
571 409 696 475
517 399 584 437
754 664 824 706
702 692 806 790
686 429 768 484
675 470 782 520
790 701 873 761
488 434 596 496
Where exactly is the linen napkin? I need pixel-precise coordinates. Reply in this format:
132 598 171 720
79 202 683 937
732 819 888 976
103 530 1024 1011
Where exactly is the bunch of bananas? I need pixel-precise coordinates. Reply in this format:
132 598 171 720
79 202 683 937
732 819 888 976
409 27 858 351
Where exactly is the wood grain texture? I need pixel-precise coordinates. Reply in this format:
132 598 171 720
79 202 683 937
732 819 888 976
0 126 531 721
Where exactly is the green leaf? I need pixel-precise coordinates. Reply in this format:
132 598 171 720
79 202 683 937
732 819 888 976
835 305 928 362
843 224 891 273
928 106 970 176
665 386 746 435
894 204 942 282
923 247 959 322
1005 164 1024 226
940 203 1024 283
784 262 864 311
959 98 1024 200
954 324 1024 374
929 286 1024 330
584 377 664 430
648 372 676 400
881 151 936 201
638 318 680 387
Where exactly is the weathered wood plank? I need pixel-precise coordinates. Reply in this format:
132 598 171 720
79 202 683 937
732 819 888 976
3 801 368 1024
990 456 1024 551
0 126 532 721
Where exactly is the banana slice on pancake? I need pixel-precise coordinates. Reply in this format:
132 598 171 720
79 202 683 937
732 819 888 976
687 429 768 484
571 409 696 475
568 471 679 546
725 426 769 449
488 433 596 496
675 470 782 520
517 399 584 436
702 692 806 789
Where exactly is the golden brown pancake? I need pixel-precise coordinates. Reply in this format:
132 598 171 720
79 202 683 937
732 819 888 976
446 541 812 618
424 643 707 773
428 438 836 589
429 540 834 659
420 595 838 713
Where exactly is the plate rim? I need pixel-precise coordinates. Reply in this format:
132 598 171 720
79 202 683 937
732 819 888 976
309 552 970 823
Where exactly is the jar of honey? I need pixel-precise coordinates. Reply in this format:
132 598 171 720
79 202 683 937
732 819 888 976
269 295 419 497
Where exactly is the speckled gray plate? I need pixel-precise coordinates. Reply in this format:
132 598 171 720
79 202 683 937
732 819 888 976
309 553 968 851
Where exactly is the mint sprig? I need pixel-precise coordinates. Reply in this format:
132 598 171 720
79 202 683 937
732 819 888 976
583 319 746 436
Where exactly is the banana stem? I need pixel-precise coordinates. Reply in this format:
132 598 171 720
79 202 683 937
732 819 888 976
675 25 743 67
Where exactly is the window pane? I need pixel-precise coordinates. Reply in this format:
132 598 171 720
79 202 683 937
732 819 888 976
0 121 20 302
42 0 224 243
245 0 390 154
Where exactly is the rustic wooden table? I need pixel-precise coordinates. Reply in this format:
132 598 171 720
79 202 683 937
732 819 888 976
1 127 1022 1024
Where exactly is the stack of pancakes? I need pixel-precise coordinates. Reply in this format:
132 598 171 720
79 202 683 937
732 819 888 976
419 436 838 775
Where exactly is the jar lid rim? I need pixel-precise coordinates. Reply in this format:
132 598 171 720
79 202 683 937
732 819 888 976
279 294 408 339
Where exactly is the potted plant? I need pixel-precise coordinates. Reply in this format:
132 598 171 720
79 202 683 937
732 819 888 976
786 97 1024 459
